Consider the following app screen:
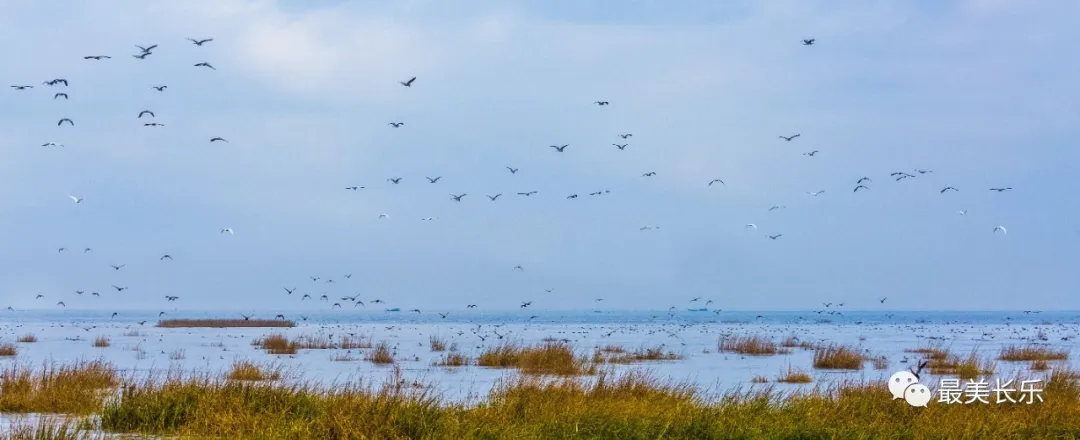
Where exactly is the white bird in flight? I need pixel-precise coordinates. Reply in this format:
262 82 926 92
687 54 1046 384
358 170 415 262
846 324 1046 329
806 190 825 196
220 228 234 235
68 195 84 203
745 224 757 230
993 225 1007 235
958 210 968 216
378 214 389 219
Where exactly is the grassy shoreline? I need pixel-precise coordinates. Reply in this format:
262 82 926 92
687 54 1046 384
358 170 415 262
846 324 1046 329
0 358 1075 439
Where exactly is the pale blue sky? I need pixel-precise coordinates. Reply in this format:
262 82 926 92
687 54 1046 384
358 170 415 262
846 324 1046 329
1 0 1077 311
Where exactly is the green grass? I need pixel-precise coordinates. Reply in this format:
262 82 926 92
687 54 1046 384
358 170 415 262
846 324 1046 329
91 366 1080 439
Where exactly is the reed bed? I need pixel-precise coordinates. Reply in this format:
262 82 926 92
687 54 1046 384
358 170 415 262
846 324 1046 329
928 350 997 379
157 318 295 328
253 334 298 355
0 342 16 356
16 334 37 343
0 360 118 414
227 360 283 381
777 366 813 383
89 366 1080 439
92 336 110 348
812 344 864 370
435 352 470 367
905 343 950 361
593 345 683 364
365 341 395 365
717 334 782 355
998 344 1069 361
477 341 594 375
780 334 816 350
1031 359 1051 371
429 335 448 352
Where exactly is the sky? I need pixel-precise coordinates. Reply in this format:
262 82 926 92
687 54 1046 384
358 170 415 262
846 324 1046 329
0 0 1078 312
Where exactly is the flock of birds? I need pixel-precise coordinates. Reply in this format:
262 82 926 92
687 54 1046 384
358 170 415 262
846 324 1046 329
7 34 1019 324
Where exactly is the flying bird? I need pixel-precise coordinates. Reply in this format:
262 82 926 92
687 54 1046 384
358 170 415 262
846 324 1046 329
802 39 815 45
940 187 959 193
133 52 153 60
193 62 215 70
399 77 416 87
566 194 578 199
112 285 128 291
136 44 158 53
160 254 172 260
879 297 887 304
54 93 68 99
221 228 234 235
550 144 569 152
152 86 167 91
618 133 633 139
517 191 538 196
57 118 74 126
68 195 84 203
642 172 656 177
378 214 389 219
803 150 819 156
993 225 1007 235
767 234 783 240
144 123 165 127
745 224 757 230
109 264 125 270
769 205 786 211
10 85 33 90
210 137 228 143
83 55 111 60
388 122 404 127
708 179 725 186
187 38 213 45
345 186 360 190
806 190 825 196
778 134 800 141
854 185 869 192
989 188 1013 192
487 194 502 201
138 110 155 118
958 210 968 216
857 177 872 184
513 265 524 272
594 101 610 105
450 193 467 202
506 167 519 174
426 176 442 183
614 144 628 150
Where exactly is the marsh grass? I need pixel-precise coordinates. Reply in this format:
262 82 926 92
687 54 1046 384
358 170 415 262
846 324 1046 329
2 417 85 440
718 334 782 355
365 341 395 365
929 350 997 379
777 365 813 383
1031 359 1051 371
905 343 950 361
0 360 118 414
594 345 683 364
158 318 295 328
477 341 594 375
780 334 816 350
435 352 470 367
91 336 110 348
429 335 448 352
999 344 1068 361
254 334 298 355
16 334 37 343
813 344 864 370
0 343 17 356
92 366 1080 439
871 356 889 370
168 349 186 360
332 352 357 362
227 360 283 381
750 375 768 383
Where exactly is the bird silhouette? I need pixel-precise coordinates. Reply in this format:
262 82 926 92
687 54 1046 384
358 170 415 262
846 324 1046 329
399 77 416 87
187 38 214 46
